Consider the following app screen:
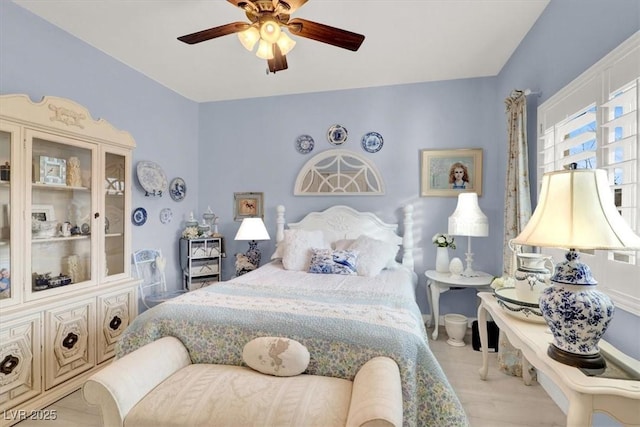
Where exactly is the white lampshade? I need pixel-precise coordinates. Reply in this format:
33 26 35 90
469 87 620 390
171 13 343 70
448 193 489 237
276 31 296 55
238 27 260 51
256 39 274 59
512 168 640 249
234 218 270 241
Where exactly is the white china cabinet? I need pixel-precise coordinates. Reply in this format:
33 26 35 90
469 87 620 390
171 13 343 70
0 94 138 425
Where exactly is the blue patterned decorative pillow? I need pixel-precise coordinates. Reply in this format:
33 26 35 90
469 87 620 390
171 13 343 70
308 248 358 275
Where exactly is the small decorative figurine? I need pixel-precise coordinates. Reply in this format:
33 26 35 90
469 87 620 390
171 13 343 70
67 156 81 187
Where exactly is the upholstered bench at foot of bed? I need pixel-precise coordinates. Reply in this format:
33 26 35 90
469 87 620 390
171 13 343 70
82 336 403 427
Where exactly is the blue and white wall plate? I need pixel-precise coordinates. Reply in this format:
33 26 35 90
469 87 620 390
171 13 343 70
132 207 147 226
327 124 348 145
169 177 186 201
361 131 384 153
295 134 314 154
136 161 168 197
159 207 173 224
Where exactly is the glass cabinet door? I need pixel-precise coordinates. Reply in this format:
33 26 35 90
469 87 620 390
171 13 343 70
29 132 95 295
0 129 14 302
104 151 127 279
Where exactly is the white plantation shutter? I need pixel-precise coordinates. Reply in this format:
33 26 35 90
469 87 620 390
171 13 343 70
537 32 640 314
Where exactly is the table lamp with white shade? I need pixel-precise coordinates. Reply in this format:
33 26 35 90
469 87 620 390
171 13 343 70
448 192 489 277
234 217 271 271
512 166 640 372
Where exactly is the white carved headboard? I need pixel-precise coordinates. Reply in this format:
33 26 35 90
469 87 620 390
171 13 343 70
275 204 414 271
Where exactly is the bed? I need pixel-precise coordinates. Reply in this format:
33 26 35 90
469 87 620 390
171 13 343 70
116 205 468 426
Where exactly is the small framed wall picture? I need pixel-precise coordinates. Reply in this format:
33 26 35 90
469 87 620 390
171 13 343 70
420 148 483 197
234 192 264 221
39 156 67 185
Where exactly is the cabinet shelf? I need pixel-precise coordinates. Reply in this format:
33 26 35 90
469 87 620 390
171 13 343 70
32 182 90 192
32 235 90 243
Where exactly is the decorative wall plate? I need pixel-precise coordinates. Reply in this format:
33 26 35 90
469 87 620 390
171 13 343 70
136 161 168 197
132 207 147 226
361 131 384 153
327 124 348 145
159 208 173 224
169 177 187 201
295 135 314 154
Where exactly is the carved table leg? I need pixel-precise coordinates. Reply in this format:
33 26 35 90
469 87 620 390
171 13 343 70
478 302 489 380
430 281 440 340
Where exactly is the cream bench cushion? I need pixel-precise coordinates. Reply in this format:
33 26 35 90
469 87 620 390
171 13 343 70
83 336 403 427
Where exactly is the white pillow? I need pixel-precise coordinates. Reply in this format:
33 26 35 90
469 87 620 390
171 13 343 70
348 235 399 277
332 238 355 251
242 337 310 377
334 237 400 272
281 229 328 271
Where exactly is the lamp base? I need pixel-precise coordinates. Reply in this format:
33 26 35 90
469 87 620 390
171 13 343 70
460 251 479 277
245 240 261 267
547 344 606 374
461 267 481 278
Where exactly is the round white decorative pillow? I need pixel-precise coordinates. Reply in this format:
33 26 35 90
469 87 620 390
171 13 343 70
242 337 310 377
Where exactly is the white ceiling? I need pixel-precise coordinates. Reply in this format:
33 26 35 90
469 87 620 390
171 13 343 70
13 0 550 103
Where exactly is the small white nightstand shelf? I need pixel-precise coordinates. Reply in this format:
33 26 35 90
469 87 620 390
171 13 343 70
477 291 640 427
425 270 493 340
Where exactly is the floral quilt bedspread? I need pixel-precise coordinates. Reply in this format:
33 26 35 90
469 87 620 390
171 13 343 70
116 281 468 426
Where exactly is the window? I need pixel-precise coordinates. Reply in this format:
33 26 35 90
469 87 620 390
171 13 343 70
537 32 640 314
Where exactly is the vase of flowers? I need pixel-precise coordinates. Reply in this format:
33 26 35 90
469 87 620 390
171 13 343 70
433 233 456 273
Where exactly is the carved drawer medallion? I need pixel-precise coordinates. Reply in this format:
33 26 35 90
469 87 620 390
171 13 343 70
46 302 94 390
0 316 41 410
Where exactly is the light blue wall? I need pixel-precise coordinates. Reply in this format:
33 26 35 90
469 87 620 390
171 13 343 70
0 1 199 287
199 78 501 318
495 0 639 359
2 0 639 365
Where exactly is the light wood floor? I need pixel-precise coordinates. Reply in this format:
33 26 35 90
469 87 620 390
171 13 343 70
16 326 565 427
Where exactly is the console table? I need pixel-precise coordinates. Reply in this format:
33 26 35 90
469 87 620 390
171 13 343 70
477 291 640 427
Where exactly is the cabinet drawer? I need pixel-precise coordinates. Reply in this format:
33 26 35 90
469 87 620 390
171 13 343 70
190 244 220 258
187 277 219 291
97 289 135 364
44 299 95 390
0 314 42 411
189 261 219 277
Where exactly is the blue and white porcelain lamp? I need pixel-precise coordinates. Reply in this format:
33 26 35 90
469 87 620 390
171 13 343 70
234 217 271 268
512 166 640 372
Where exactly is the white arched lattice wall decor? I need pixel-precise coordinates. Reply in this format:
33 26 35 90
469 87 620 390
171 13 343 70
294 149 385 196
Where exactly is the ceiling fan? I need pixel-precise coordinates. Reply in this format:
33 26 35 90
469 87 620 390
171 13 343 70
177 0 365 74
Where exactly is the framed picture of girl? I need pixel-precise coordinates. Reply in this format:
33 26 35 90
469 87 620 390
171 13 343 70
420 149 483 197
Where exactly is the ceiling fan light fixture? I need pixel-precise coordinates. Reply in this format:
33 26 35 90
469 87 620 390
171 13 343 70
238 26 260 51
256 39 274 60
259 19 281 44
276 31 296 56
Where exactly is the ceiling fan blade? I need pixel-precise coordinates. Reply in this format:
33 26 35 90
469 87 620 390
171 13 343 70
177 22 250 45
272 0 308 14
287 18 364 51
268 44 288 73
